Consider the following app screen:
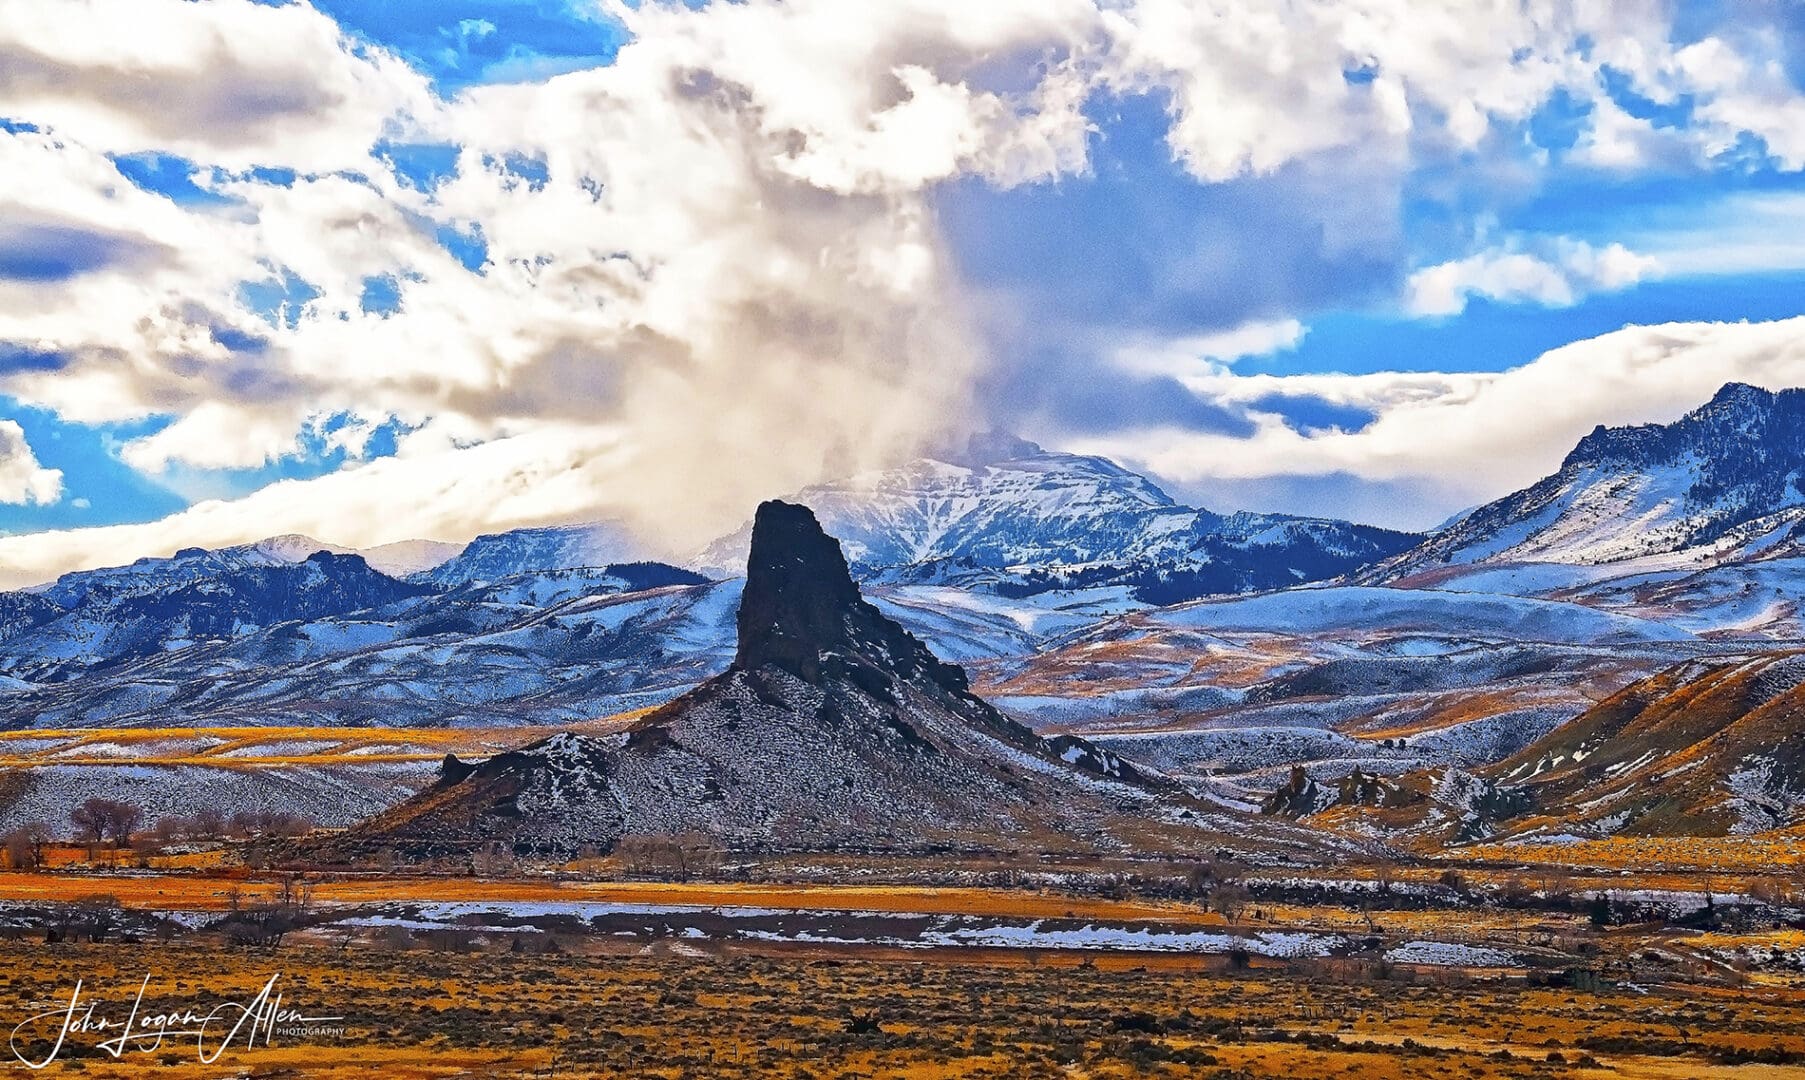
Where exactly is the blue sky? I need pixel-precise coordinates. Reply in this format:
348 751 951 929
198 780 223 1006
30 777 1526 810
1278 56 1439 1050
2 0 1805 579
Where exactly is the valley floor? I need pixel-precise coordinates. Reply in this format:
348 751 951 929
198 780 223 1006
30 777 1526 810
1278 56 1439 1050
3 935 1805 1078
1 870 1804 1076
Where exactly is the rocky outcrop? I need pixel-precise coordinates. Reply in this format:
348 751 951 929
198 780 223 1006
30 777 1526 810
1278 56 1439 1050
309 502 1330 865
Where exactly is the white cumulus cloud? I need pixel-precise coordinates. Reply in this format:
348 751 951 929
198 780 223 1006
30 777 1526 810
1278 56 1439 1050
0 0 436 171
1405 239 1661 317
0 420 61 506
1074 316 1805 529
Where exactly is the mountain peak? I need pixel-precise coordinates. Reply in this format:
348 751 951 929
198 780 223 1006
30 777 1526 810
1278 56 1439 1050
248 534 341 563
1375 382 1805 576
732 499 966 690
938 430 1045 466
1707 381 1773 409
734 500 863 679
1563 381 1801 470
695 440 1415 599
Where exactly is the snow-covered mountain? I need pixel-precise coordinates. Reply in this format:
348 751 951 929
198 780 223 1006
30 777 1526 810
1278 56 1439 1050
359 538 465 578
0 523 1103 729
699 435 1419 602
1376 383 1805 577
0 544 438 682
420 521 650 587
31 534 356 607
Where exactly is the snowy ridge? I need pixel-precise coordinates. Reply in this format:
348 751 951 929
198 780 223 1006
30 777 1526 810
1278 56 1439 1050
697 435 1419 602
421 521 650 587
1377 383 1805 577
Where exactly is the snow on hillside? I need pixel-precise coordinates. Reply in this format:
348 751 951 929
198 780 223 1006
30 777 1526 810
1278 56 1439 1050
866 584 1147 661
1559 557 1805 638
696 435 1419 604
1377 383 1805 577
699 440 1193 570
1146 586 1695 645
422 521 650 586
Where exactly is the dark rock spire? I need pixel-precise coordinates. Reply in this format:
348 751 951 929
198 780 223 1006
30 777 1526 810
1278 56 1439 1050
733 499 968 691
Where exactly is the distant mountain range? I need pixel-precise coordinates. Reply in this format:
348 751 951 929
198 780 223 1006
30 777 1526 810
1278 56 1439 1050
221 436 1416 604
1375 383 1805 579
2 383 1802 742
699 434 1421 602
0 543 432 682
0 538 727 726
0 436 1421 726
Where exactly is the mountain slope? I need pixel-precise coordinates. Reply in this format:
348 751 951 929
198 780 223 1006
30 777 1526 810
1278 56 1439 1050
701 436 1418 602
1486 650 1805 837
422 522 649 587
1272 650 1805 844
0 567 735 729
982 578 1702 813
0 549 436 682
320 501 1329 861
1376 383 1805 578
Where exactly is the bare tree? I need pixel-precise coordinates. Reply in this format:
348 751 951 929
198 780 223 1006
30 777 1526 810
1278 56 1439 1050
472 841 517 878
228 809 314 841
670 831 720 881
73 894 123 943
2 821 51 871
69 799 108 856
219 874 314 951
617 833 719 880
1210 882 1252 926
190 807 227 840
1185 856 1239 899
149 816 189 847
70 799 141 860
106 802 142 844
371 846 398 874
1541 869 1576 905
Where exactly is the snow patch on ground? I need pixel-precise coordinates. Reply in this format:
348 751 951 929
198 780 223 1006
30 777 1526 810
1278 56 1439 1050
1384 940 1517 967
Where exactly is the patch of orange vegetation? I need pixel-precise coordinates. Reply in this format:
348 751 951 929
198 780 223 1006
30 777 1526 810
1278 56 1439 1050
0 872 1217 921
0 711 652 769
1360 686 1576 741
1456 834 1805 874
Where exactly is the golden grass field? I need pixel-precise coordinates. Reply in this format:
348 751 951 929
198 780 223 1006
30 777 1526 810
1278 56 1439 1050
4 936 1805 1079
0 862 1795 1078
0 872 1223 921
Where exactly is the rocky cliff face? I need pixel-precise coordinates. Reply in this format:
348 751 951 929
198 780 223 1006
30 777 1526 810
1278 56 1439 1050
734 500 968 690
